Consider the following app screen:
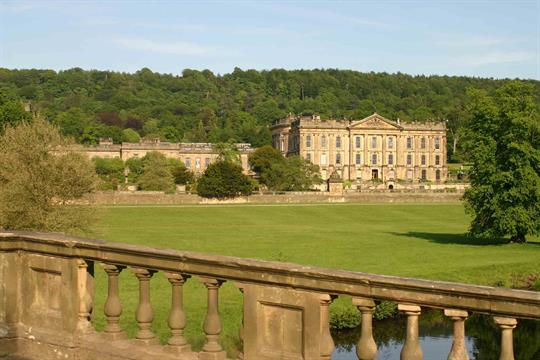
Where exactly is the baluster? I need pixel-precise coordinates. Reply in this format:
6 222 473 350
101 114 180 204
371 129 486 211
444 309 469 360
398 304 422 360
101 263 127 340
132 267 158 345
353 297 377 360
164 272 191 352
235 283 245 360
77 259 94 333
493 316 517 360
320 294 336 360
200 277 226 360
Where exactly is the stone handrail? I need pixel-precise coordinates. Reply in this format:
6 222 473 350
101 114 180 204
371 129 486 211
0 231 538 360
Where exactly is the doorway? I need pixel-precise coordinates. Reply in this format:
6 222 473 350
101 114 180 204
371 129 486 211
371 169 379 179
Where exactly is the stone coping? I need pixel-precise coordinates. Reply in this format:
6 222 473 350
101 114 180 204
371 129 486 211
1 231 538 319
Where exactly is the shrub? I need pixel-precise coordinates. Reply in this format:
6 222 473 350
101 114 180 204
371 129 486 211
197 160 253 198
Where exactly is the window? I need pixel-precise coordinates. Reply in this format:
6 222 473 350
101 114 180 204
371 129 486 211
435 137 440 150
355 136 361 148
421 155 426 165
421 137 426 149
306 153 311 162
320 153 327 165
355 153 361 165
336 136 341 148
407 154 412 166
306 135 312 148
371 153 377 165
435 155 440 165
388 153 394 165
371 136 377 149
388 137 394 149
407 137 413 149
321 135 327 148
205 158 210 168
421 169 427 180
195 158 201 169
336 153 341 164
436 169 441 181
185 158 191 168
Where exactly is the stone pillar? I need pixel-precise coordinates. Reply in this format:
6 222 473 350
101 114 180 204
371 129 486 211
319 294 335 360
494 316 517 360
353 297 377 360
398 304 422 360
132 267 158 345
77 259 94 333
200 277 226 360
164 272 191 353
444 309 469 360
101 263 127 340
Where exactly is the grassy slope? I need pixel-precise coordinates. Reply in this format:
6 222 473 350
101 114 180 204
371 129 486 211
91 203 540 353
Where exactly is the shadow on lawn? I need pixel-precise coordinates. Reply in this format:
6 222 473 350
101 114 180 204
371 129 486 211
388 231 510 246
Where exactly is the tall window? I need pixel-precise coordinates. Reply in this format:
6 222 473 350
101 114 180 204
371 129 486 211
421 169 427 180
195 158 201 169
320 153 327 165
371 136 377 149
306 135 312 148
355 136 361 148
421 137 426 149
306 153 311 162
355 153 361 165
388 137 394 149
435 137 440 150
371 153 377 165
336 136 341 148
436 169 441 181
336 153 341 164
407 154 412 166
407 137 413 149
388 154 394 165
185 158 191 168
321 135 327 148
421 155 426 165
435 155 440 165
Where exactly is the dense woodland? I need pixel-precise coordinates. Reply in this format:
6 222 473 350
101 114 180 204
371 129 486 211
1 67 539 161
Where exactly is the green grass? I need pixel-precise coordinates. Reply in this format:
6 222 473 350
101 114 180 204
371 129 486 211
90 203 540 354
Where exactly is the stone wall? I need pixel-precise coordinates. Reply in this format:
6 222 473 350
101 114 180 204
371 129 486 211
85 191 463 205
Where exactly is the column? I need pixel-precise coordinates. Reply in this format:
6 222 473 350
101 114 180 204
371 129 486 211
353 297 377 360
200 277 226 360
494 316 517 360
77 259 94 333
320 294 335 360
444 309 469 360
398 304 422 360
164 272 191 352
132 267 158 344
101 263 127 340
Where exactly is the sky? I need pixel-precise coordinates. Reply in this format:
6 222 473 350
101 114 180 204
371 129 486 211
0 0 539 79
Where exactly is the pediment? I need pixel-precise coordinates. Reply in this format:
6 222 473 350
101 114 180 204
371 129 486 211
349 113 402 130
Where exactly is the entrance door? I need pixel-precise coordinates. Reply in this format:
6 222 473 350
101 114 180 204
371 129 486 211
371 169 379 179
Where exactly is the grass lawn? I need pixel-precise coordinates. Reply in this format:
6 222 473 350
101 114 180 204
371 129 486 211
90 203 540 354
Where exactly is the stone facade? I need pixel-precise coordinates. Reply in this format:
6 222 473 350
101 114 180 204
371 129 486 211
70 139 254 174
271 113 448 186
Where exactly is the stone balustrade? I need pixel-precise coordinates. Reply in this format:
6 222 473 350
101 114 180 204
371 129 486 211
0 231 538 360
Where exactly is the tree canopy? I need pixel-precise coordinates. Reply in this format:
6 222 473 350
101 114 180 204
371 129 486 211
197 160 253 198
463 81 540 243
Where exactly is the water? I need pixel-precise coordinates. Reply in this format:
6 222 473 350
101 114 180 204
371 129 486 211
331 311 540 360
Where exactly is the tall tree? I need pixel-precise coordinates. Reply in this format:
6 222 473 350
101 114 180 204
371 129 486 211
463 81 540 243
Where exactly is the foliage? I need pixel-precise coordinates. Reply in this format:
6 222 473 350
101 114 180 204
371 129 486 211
2 67 538 160
262 156 322 191
463 81 540 243
122 128 141 143
0 99 31 133
167 158 194 185
248 145 284 175
213 142 241 164
93 157 125 190
196 160 253 198
137 152 176 192
0 118 97 233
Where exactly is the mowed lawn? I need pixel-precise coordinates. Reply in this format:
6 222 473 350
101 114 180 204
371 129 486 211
90 203 540 354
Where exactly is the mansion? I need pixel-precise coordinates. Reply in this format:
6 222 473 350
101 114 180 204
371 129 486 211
271 113 448 185
70 139 254 174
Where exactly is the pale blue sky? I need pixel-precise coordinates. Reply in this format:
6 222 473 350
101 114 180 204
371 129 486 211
1 0 539 79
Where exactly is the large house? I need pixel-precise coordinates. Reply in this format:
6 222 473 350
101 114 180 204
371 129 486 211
71 138 255 174
270 113 447 186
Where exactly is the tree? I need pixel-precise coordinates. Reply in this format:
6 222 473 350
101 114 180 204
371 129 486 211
0 118 98 233
122 128 141 143
0 100 31 133
262 156 322 191
137 151 175 192
463 82 540 243
93 157 125 190
214 142 241 164
197 160 253 198
167 158 194 185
